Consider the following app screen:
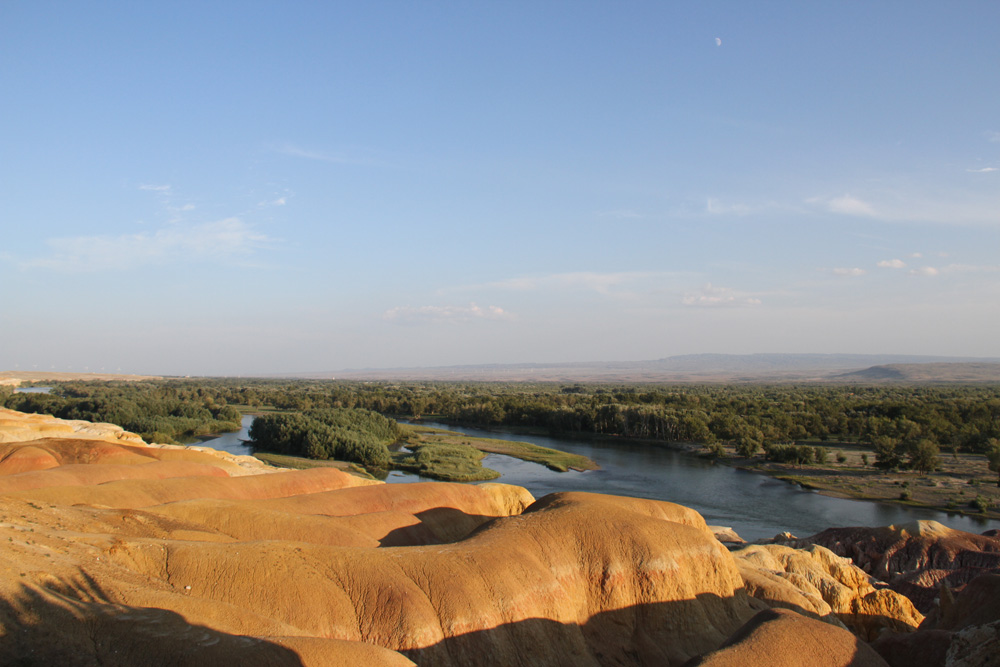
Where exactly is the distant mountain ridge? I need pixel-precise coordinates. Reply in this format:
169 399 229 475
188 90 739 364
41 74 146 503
288 353 1000 383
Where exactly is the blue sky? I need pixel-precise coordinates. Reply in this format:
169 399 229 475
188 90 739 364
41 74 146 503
2 2 998 376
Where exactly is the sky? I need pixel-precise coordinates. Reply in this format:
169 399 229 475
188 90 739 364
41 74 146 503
2 2 999 376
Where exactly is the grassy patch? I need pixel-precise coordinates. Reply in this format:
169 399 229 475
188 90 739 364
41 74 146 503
392 442 500 482
401 424 598 473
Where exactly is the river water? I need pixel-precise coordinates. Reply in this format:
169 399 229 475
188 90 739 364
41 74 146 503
200 417 1000 542
194 415 256 455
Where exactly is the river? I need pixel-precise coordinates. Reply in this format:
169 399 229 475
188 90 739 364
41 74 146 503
199 417 1000 542
194 414 256 455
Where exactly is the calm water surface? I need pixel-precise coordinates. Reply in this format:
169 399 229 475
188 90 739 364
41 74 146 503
387 422 1000 542
195 415 255 456
199 417 1000 542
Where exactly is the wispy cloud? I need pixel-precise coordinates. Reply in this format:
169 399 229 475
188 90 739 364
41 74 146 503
938 263 1000 274
966 167 998 173
987 131 1000 143
383 303 513 324
706 198 752 216
909 266 940 277
681 283 761 307
276 143 383 167
21 218 271 272
832 267 866 277
877 259 906 269
139 184 171 192
476 271 676 297
824 194 877 217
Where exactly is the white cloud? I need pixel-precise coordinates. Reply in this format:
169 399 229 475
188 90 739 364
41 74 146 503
966 167 997 173
276 143 383 167
273 197 287 206
715 37 722 46
706 198 752 216
909 266 940 277
682 283 761 307
825 194 876 217
877 259 906 269
909 252 923 258
383 303 513 323
832 267 866 277
21 218 271 272
139 184 171 192
987 131 1000 143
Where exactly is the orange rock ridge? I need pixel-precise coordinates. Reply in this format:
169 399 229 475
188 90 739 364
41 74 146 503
0 408 971 666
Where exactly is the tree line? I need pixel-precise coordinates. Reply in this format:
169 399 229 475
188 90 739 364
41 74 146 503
5 378 1000 477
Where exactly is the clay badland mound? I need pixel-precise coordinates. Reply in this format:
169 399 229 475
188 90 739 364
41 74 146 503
0 408 937 665
686 608 890 667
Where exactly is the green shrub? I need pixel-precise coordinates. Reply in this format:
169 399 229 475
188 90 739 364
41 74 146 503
971 495 989 513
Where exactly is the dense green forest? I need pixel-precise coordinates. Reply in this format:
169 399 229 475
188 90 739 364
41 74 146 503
247 408 399 469
2 382 242 444
5 379 1000 474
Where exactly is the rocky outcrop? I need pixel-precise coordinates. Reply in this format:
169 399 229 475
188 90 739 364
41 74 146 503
733 543 923 640
796 521 1000 612
871 574 1000 667
0 406 276 476
0 406 144 445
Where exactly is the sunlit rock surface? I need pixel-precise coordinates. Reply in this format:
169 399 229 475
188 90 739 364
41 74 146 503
0 408 970 666
796 521 1000 613
733 543 923 640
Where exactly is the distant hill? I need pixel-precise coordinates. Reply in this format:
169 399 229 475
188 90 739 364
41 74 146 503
833 363 1000 383
290 354 1000 383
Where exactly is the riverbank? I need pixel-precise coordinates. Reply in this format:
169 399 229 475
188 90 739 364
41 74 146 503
392 424 598 482
716 442 1000 524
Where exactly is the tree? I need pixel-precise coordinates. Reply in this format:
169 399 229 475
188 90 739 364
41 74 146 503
987 438 1000 488
734 428 765 458
908 438 940 473
873 436 903 470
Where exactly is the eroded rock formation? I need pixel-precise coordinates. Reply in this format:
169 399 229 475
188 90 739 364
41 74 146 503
0 407 961 665
795 521 1000 613
733 543 923 640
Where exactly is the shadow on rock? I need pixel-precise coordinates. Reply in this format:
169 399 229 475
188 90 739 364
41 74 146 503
0 571 305 667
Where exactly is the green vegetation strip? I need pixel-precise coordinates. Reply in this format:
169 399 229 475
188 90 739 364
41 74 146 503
402 425 598 473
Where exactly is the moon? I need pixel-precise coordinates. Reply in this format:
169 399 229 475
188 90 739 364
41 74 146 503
715 37 722 46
